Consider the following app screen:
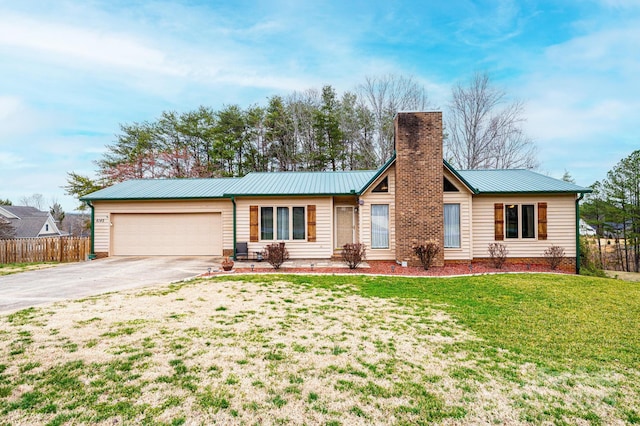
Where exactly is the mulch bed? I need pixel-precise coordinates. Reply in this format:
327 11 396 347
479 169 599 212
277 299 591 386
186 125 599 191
202 260 571 277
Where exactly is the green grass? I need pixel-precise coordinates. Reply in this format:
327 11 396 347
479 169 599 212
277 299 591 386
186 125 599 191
1 272 637 424
218 273 640 372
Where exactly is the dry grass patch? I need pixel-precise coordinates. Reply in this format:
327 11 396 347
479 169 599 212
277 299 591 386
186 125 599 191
0 262 58 276
0 274 637 425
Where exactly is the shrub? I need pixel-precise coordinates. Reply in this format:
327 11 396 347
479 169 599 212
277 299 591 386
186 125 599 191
544 245 565 270
341 243 367 269
579 236 606 277
413 241 440 270
488 243 508 269
264 242 290 270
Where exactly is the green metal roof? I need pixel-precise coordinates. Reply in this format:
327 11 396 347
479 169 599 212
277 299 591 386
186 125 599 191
80 178 239 201
456 169 591 194
225 170 377 196
81 162 590 202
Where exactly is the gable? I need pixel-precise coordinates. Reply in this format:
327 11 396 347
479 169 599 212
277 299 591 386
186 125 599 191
359 164 395 197
443 168 473 194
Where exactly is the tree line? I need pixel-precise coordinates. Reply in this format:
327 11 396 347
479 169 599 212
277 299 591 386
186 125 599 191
582 150 640 272
65 72 538 204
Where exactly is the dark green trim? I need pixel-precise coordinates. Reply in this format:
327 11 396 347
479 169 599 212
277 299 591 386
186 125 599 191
80 196 228 201
357 153 396 195
443 160 479 194
231 196 237 260
474 190 593 195
576 193 585 274
86 201 96 259
222 192 360 198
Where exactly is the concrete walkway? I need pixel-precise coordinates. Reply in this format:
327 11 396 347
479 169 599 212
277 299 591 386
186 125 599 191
0 256 217 314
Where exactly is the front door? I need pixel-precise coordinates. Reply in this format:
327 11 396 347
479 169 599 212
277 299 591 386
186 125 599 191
335 206 354 249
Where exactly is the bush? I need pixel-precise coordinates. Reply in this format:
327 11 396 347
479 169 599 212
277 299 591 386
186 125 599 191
264 242 290 270
579 236 606 277
413 241 440 270
341 243 366 269
543 245 565 270
488 243 508 269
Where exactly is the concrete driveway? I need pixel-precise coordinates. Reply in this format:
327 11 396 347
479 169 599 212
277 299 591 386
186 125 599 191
0 257 217 314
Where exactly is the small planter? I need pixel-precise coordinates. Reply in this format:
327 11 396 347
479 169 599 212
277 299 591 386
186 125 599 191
221 257 234 271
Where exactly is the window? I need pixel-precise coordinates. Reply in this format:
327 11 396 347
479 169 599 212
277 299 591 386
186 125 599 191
443 177 459 192
261 207 273 240
373 176 389 192
522 205 535 238
371 204 389 249
505 204 536 239
260 206 305 241
292 207 305 240
444 204 460 248
45 224 49 231
277 207 289 240
506 205 518 238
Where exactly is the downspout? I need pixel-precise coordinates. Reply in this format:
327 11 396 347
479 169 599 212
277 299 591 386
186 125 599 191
575 193 585 274
231 196 237 260
85 201 96 260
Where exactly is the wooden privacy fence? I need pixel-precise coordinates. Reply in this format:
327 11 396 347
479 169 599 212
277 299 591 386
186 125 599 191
0 237 91 264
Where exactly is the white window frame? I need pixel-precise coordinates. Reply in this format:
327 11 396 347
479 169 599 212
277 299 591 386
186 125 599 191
371 204 389 249
444 203 461 248
505 204 537 240
259 205 306 242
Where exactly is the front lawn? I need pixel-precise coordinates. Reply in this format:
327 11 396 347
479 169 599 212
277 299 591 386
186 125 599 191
0 273 638 425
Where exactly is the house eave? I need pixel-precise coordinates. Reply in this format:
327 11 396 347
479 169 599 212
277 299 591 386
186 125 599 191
80 196 229 202
474 189 593 195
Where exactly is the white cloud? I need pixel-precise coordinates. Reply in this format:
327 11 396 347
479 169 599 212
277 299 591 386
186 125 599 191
0 96 51 139
0 14 187 77
0 151 31 170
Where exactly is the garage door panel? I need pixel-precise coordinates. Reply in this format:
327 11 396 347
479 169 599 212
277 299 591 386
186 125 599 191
112 213 222 256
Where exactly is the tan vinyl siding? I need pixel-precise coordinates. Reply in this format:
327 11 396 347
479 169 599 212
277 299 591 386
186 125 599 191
235 197 333 259
93 200 233 255
359 166 396 260
472 194 577 258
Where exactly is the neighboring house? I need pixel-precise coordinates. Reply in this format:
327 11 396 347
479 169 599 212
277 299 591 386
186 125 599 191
0 206 64 238
81 112 591 271
579 219 597 237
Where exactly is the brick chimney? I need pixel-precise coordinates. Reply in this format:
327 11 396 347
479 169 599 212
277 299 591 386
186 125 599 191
394 112 444 267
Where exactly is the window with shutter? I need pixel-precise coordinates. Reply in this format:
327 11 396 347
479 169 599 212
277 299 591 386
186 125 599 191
307 205 316 242
538 202 548 240
494 203 504 240
249 205 259 242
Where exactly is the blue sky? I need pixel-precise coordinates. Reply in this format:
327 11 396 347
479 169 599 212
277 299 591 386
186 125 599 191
1 0 638 212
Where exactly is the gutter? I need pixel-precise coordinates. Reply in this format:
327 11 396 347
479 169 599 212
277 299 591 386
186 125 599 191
85 201 96 260
231 196 236 260
575 193 585 274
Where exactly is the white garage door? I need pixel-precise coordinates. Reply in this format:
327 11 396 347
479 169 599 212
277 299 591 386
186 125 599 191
111 213 222 256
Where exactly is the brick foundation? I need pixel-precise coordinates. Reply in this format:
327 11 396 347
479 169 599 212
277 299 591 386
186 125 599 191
469 257 577 273
394 112 444 267
94 252 109 259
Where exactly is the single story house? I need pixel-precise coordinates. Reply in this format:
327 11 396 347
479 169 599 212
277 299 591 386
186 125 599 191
0 206 64 239
81 112 591 272
579 219 597 237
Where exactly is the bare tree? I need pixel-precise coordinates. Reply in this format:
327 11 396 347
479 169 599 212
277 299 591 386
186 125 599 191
20 193 45 210
445 71 538 170
357 74 431 164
